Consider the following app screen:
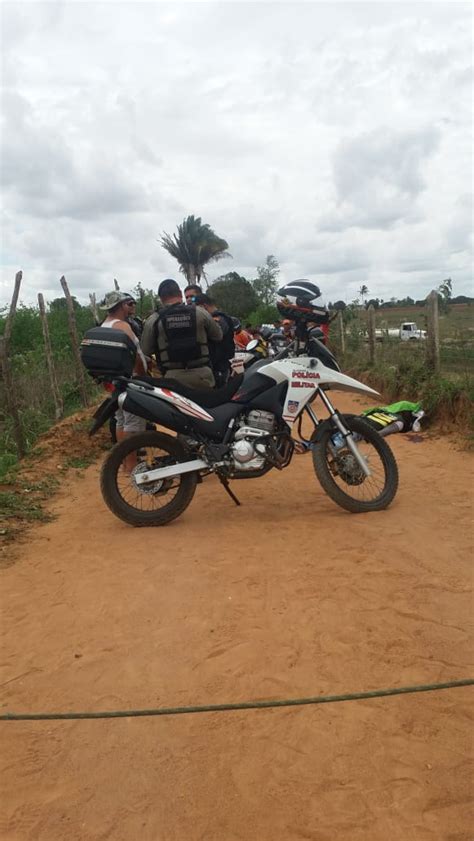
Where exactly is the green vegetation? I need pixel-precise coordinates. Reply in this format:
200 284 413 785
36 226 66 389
252 255 280 307
65 455 95 470
0 476 60 537
0 299 102 478
330 305 474 437
207 272 259 320
369 302 473 341
341 302 474 378
207 255 281 326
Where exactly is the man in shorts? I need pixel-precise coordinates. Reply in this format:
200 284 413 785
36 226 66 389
99 291 148 467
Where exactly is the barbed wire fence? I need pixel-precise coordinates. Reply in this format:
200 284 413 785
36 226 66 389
330 291 474 382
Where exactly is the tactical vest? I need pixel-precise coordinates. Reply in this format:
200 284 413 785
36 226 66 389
155 304 203 368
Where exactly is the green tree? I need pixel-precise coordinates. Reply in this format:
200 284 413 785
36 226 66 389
343 303 359 324
247 303 280 327
160 215 231 286
207 272 259 320
252 255 280 306
0 305 43 353
131 283 158 318
48 296 80 312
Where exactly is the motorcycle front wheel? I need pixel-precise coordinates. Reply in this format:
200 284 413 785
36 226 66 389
100 431 197 526
312 416 399 513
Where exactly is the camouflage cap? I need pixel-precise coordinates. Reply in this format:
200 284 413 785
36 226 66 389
99 291 131 311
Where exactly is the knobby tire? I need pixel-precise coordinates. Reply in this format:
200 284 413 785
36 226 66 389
100 431 197 526
312 416 399 513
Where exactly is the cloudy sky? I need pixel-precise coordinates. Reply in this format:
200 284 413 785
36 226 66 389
1 1 472 308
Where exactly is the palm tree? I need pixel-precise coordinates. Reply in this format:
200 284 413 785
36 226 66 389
160 215 231 287
438 278 452 300
359 284 369 304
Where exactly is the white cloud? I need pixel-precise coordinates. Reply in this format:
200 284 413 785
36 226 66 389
0 1 472 308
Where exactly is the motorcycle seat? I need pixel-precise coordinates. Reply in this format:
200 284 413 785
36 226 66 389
133 374 244 408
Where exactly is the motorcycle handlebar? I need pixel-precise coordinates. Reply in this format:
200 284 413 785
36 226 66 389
271 340 297 361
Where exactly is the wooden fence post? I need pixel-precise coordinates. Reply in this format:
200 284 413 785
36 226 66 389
38 293 63 420
89 293 99 325
0 271 26 457
367 304 376 365
338 310 345 355
59 275 89 407
426 290 440 374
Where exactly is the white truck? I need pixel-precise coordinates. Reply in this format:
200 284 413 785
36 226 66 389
376 322 427 341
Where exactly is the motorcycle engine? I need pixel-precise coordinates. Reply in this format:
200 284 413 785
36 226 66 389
230 410 276 472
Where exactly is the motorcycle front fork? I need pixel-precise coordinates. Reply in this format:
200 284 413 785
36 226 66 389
303 391 371 477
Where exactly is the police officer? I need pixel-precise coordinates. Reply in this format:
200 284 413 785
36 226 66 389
141 279 223 388
194 293 235 387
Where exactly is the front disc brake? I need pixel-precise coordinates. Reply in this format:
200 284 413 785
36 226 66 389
331 451 366 486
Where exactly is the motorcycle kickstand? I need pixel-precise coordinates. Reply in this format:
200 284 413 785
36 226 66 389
218 475 241 506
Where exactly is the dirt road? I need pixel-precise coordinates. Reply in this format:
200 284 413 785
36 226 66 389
1 394 473 841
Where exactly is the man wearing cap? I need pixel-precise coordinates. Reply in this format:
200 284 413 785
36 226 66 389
141 279 223 388
99 291 148 450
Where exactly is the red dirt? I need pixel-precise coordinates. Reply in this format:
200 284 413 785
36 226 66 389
0 394 473 841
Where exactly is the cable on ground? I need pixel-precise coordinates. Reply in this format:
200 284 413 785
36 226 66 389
1 678 472 722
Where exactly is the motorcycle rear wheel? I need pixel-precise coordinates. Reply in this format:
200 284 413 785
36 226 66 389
312 416 398 513
100 431 197 526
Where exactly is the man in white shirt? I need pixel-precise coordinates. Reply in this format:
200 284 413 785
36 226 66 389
99 291 148 464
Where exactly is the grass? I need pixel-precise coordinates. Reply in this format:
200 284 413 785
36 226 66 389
0 347 102 481
65 455 95 469
334 304 474 408
339 340 474 439
0 476 60 533
373 303 474 340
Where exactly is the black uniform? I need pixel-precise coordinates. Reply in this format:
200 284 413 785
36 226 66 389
209 310 235 387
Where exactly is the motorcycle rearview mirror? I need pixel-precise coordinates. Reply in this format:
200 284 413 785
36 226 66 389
308 327 325 341
246 339 259 351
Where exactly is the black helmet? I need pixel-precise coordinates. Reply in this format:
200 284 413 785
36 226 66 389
230 316 241 332
276 279 325 322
